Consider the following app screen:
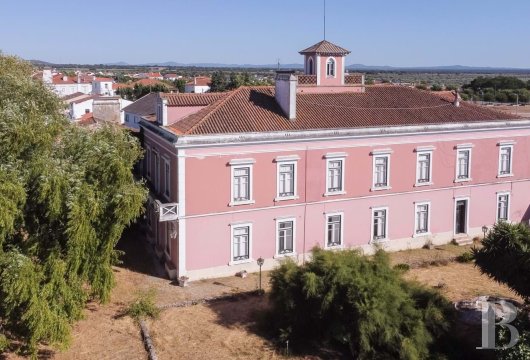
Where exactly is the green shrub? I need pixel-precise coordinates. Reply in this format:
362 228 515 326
268 248 455 359
125 290 160 322
394 263 411 272
473 222 530 302
496 309 530 360
456 252 474 263
0 334 9 353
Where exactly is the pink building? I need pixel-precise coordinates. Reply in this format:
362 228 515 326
139 40 530 280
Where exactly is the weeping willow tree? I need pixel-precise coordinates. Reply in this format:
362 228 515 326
0 54 147 354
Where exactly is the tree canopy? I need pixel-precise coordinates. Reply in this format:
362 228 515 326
268 248 455 359
0 54 146 354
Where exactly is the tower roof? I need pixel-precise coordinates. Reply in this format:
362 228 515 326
299 40 351 56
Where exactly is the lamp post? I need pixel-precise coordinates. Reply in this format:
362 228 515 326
482 225 488 239
257 257 264 294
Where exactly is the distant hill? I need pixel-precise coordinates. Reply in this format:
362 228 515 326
29 59 54 66
346 64 530 73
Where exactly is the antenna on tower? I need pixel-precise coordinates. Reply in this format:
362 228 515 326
323 0 326 40
277 58 281 70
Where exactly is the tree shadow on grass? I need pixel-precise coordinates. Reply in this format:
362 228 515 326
206 294 350 359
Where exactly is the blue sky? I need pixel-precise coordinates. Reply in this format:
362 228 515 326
1 0 528 67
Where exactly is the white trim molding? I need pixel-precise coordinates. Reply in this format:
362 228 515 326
497 143 514 178
415 149 433 187
177 149 186 276
275 217 297 258
275 157 299 202
496 191 511 222
413 201 431 237
371 151 391 191
324 211 344 249
370 206 389 244
324 155 346 196
455 146 472 182
229 222 253 265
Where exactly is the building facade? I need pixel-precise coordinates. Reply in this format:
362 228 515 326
140 40 530 281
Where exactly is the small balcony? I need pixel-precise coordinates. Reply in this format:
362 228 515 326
148 193 179 222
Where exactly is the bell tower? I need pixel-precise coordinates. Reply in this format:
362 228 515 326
299 40 351 86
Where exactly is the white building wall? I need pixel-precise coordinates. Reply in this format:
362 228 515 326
70 99 94 119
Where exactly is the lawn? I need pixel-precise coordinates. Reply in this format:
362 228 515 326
6 239 521 359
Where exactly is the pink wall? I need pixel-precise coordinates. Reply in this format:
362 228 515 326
318 55 344 86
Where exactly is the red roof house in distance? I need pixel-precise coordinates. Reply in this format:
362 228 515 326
139 39 529 281
184 76 211 93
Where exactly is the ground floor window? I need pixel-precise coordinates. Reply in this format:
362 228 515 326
277 219 294 255
372 208 388 242
232 225 251 262
415 203 430 234
497 193 510 222
326 213 343 247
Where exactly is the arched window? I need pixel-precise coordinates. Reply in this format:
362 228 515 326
307 57 314 75
326 57 336 77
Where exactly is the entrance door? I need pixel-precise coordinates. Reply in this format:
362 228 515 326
455 200 468 234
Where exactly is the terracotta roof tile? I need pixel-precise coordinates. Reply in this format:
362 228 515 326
161 92 226 106
122 93 158 116
299 40 351 55
166 86 518 136
186 76 211 86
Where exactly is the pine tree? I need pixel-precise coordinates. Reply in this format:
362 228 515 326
0 54 147 355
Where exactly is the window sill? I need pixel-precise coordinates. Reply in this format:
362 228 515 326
413 232 431 238
454 178 472 183
323 191 346 197
370 238 389 245
274 252 297 259
497 173 513 178
324 244 343 250
371 186 391 192
414 182 433 187
229 258 254 266
229 200 256 207
274 195 299 202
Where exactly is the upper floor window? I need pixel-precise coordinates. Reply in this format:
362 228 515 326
371 150 392 190
145 147 151 179
497 193 510 222
229 159 255 206
326 212 343 248
498 143 514 177
308 57 314 75
416 149 433 185
325 153 347 195
326 57 336 77
455 145 472 181
276 156 299 201
163 158 171 199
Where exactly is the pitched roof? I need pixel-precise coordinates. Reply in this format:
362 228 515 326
61 92 86 100
186 76 211 87
165 86 516 136
94 77 113 82
122 93 158 116
161 92 226 106
299 40 351 55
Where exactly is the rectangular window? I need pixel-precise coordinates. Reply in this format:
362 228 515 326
416 152 432 184
372 208 388 242
277 220 294 255
326 213 343 247
497 193 510 222
145 147 151 179
232 225 250 262
233 167 250 202
456 149 471 180
327 160 343 193
153 151 160 192
278 163 295 197
163 158 171 198
415 203 430 234
498 146 513 176
374 156 389 187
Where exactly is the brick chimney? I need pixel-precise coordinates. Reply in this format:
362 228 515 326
275 71 297 120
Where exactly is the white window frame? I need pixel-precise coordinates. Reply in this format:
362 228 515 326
275 217 296 258
229 222 253 265
413 201 431 237
229 159 255 206
324 211 344 249
145 146 152 180
371 149 392 191
415 148 434 186
324 153 347 196
163 157 171 200
371 207 389 243
497 142 514 178
455 144 473 182
275 155 299 202
453 197 470 235
496 192 511 222
326 57 336 78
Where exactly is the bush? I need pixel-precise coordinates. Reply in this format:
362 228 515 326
394 263 411 272
473 222 530 302
496 309 530 360
125 290 160 322
268 248 455 359
456 252 474 263
0 334 9 353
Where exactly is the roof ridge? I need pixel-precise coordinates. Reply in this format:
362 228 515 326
184 88 243 134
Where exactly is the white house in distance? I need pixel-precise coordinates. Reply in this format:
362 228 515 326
163 73 181 81
37 69 94 96
93 77 115 96
122 93 158 130
184 76 211 93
